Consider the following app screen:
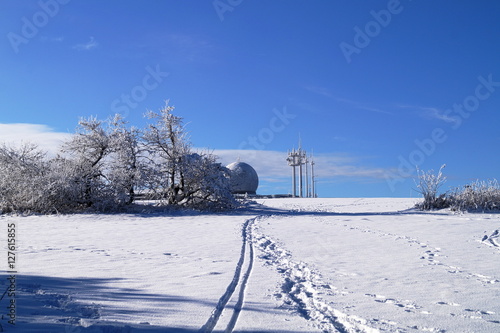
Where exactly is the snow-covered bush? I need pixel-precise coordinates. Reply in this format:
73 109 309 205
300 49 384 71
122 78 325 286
414 165 449 210
414 164 500 212
0 142 110 213
42 156 96 213
178 153 237 211
448 179 500 212
0 143 50 213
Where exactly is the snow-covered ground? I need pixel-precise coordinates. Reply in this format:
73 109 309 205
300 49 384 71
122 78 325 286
2 198 500 332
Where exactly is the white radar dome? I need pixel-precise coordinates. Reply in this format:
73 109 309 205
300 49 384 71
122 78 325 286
226 161 259 195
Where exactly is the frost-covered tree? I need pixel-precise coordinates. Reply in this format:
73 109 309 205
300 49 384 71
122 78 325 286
60 115 148 209
143 102 191 205
0 102 236 214
143 102 236 210
108 114 144 204
61 116 113 208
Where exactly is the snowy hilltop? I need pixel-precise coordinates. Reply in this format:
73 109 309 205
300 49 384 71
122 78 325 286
3 198 500 332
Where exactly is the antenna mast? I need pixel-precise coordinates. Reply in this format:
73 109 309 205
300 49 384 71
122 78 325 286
287 137 316 198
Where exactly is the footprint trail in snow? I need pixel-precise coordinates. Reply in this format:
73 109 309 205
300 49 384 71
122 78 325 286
252 216 379 333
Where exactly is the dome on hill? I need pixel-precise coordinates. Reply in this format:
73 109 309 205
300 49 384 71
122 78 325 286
226 161 259 195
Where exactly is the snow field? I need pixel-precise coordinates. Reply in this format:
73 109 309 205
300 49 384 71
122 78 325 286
5 213 250 331
254 198 500 332
1 198 500 332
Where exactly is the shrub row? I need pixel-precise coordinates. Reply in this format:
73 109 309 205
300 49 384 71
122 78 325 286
415 165 500 212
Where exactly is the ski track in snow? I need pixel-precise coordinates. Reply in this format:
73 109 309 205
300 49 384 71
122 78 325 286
223 218 254 333
199 217 255 333
202 214 385 333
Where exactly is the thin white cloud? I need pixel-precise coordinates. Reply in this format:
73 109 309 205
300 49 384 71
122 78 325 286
125 32 216 64
425 107 458 124
304 86 335 99
396 104 459 125
73 36 98 51
304 86 392 115
0 123 70 155
40 36 64 43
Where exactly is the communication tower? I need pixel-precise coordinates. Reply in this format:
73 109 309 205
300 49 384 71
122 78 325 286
287 141 316 198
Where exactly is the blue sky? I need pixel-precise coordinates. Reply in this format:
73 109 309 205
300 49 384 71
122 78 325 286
1 0 499 198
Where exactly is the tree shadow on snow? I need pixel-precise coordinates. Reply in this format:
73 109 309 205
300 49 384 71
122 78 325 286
59 199 461 220
0 274 321 333
233 201 454 218
0 274 224 333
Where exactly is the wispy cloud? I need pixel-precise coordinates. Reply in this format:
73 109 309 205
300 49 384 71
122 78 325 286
304 86 392 115
168 33 213 55
125 33 216 64
0 123 70 154
304 86 335 99
73 36 98 51
40 36 64 43
396 104 459 125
